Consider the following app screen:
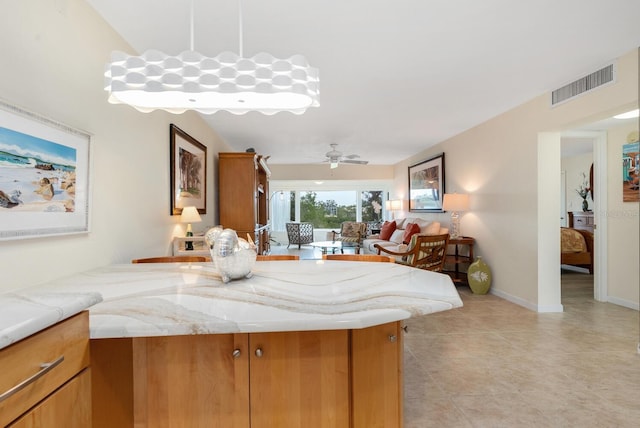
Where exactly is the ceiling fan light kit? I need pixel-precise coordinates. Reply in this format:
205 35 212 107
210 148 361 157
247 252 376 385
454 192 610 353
324 143 369 168
104 0 319 115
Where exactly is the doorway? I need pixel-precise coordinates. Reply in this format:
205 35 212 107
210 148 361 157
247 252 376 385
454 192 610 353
560 134 596 303
536 130 607 312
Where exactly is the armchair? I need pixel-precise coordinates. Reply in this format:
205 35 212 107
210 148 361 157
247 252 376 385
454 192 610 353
331 221 367 254
286 222 314 249
375 233 450 272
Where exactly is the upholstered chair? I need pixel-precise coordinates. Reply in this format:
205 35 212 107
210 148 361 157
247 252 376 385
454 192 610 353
375 233 450 272
286 222 314 249
331 221 368 254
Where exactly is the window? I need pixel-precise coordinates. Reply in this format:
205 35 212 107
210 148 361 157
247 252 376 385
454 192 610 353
361 191 383 223
300 191 356 229
270 180 391 232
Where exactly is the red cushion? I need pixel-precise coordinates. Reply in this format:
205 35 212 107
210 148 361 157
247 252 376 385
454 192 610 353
379 221 396 240
402 223 421 244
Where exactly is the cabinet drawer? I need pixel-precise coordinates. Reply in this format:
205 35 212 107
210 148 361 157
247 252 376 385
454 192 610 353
574 216 588 225
0 312 89 427
7 369 91 428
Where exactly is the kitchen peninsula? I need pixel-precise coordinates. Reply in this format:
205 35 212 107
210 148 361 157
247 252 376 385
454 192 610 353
1 260 462 428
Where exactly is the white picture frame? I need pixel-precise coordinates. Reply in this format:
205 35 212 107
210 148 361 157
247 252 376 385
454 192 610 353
0 99 91 240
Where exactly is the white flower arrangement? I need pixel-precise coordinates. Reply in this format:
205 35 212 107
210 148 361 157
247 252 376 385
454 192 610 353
575 172 590 199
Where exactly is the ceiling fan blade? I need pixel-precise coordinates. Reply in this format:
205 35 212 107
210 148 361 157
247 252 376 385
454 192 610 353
341 159 369 165
344 154 360 159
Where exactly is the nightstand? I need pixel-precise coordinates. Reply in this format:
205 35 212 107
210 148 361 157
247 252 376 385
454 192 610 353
444 236 475 286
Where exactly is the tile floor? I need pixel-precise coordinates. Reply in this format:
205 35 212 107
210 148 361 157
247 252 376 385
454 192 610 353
271 245 640 427
402 271 640 427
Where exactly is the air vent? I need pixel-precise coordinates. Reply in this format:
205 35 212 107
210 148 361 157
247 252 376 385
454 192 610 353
551 63 615 106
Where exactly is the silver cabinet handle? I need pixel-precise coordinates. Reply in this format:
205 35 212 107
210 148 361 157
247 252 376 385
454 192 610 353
255 348 263 358
388 334 397 343
0 355 64 403
232 349 241 359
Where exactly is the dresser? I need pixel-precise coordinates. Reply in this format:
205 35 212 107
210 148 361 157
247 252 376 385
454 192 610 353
568 211 594 233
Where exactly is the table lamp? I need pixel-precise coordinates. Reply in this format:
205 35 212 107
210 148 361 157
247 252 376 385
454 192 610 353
180 206 202 250
442 193 469 239
385 199 403 220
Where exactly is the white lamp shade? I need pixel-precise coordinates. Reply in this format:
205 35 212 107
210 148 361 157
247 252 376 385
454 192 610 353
180 206 202 223
443 194 469 212
385 199 403 211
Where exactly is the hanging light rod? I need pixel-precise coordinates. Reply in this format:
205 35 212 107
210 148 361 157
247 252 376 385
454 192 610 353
104 0 319 115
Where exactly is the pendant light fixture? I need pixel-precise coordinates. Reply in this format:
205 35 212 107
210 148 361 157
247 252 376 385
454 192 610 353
104 0 319 115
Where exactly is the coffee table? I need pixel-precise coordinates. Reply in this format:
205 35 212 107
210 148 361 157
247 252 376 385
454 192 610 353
310 241 342 254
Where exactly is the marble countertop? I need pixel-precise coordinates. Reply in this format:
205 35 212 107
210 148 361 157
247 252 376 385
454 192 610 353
0 289 102 350
0 260 463 346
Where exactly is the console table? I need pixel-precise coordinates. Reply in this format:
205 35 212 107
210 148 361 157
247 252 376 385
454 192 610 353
444 236 475 286
172 235 210 257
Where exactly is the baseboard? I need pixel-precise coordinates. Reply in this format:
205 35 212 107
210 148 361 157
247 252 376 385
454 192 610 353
606 296 640 311
490 288 564 313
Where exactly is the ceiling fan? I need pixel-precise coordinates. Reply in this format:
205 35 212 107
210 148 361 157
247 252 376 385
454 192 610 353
324 143 369 169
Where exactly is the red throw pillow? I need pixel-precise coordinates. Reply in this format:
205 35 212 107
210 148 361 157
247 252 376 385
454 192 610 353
402 223 421 244
379 221 396 240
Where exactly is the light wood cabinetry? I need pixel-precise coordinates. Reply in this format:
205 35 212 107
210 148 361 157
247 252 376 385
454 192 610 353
249 330 350 428
219 152 271 255
0 312 90 428
8 370 91 428
91 322 403 427
351 322 403 428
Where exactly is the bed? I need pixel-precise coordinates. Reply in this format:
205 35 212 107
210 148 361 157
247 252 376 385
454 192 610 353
561 227 594 273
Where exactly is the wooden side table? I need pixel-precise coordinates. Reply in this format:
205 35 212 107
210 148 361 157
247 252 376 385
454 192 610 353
444 236 475 286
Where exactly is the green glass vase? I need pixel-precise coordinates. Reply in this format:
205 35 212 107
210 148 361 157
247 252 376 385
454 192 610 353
467 256 492 294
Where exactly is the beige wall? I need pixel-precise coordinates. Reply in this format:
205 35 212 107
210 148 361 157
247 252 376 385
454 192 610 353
270 164 394 181
0 0 231 292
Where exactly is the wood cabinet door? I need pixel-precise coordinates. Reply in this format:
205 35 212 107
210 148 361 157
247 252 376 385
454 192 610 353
8 368 91 428
133 333 250 428
249 330 350 428
351 321 403 428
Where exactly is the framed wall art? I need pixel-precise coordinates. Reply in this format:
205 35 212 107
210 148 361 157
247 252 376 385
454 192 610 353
622 134 639 202
170 124 207 215
408 153 445 212
0 99 91 240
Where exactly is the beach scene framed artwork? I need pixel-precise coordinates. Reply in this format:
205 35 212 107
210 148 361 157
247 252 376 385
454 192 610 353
170 124 207 215
0 99 90 240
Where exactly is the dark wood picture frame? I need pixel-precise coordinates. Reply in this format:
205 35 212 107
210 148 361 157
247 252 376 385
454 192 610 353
170 124 206 215
408 153 445 212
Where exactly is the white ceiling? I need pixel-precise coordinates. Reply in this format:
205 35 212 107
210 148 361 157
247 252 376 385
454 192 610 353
87 0 640 165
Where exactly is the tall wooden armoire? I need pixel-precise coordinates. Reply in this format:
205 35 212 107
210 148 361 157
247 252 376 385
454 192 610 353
218 152 271 254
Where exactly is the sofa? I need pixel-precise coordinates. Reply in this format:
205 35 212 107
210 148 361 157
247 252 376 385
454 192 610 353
362 217 448 255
